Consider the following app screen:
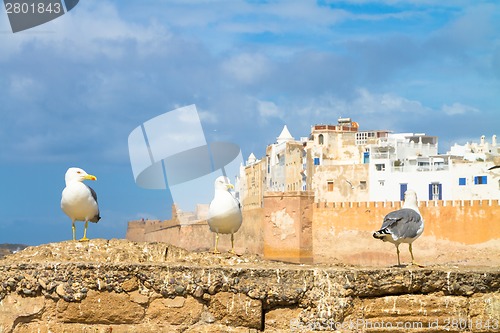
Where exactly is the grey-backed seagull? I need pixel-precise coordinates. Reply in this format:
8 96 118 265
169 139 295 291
61 167 101 241
208 176 242 254
373 190 424 267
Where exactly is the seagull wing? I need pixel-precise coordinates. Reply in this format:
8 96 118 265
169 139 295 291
86 184 101 222
379 208 422 240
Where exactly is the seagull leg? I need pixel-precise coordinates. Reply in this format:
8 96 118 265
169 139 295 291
409 243 424 267
228 233 235 254
395 244 401 267
72 221 76 241
213 233 220 254
79 221 90 242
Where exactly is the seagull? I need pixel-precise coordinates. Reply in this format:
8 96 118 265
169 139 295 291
208 176 242 254
61 167 101 241
373 190 424 267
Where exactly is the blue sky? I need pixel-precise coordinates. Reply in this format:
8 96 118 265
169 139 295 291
1 0 499 245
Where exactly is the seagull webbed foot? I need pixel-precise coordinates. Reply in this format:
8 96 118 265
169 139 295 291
79 237 90 242
411 261 425 268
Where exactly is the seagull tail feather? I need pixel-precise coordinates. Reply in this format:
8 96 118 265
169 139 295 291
373 228 391 240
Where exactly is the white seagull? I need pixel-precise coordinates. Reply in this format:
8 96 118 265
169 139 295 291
208 176 242 254
61 167 101 241
373 190 424 267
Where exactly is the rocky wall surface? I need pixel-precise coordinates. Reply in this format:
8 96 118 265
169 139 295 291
0 239 499 333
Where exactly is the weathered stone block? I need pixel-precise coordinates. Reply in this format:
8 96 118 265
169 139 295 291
0 294 45 333
361 294 469 331
265 307 302 330
469 293 500 333
56 290 144 324
129 290 149 305
122 276 139 292
209 292 262 330
184 323 259 333
14 323 183 333
146 296 203 325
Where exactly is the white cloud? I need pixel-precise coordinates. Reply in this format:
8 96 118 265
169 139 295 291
8 76 43 100
221 53 270 84
0 0 172 61
342 88 430 115
441 102 480 116
257 100 283 119
198 110 218 124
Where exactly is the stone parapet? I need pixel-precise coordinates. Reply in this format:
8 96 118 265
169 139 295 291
0 240 499 332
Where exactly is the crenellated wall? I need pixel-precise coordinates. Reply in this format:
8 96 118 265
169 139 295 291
312 199 500 266
126 197 500 266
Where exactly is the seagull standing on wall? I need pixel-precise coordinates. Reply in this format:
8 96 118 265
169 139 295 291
208 176 242 254
61 167 101 241
373 190 424 267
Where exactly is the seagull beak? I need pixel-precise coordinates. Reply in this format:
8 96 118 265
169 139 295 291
226 184 234 190
84 174 97 181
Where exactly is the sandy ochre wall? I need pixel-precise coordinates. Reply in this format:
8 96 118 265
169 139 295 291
126 195 500 266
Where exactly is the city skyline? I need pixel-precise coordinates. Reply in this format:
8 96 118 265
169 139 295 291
1 0 499 245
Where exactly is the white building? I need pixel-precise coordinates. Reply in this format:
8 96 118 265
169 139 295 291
448 135 498 161
242 120 499 203
369 134 499 201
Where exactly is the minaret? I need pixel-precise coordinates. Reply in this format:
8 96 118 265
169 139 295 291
247 153 257 165
277 125 294 144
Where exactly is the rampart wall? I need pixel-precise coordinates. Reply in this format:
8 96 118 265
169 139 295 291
126 196 500 266
1 240 499 333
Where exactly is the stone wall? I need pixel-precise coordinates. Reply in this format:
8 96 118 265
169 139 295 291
0 240 499 333
126 197 500 266
263 192 314 263
312 199 500 266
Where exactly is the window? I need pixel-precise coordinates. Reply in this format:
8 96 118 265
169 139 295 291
314 157 320 165
278 154 285 166
400 183 408 201
474 176 487 185
327 180 334 192
378 180 385 186
418 161 430 171
363 152 370 164
375 164 385 171
458 178 466 186
429 183 442 200
359 181 367 190
318 134 324 145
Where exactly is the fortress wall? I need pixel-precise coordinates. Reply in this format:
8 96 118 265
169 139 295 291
126 207 264 255
127 198 500 265
312 199 500 266
262 192 314 263
125 220 147 242
143 222 213 252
